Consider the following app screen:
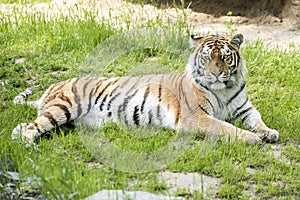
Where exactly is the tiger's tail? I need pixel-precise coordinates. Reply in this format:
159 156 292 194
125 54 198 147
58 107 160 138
13 88 38 108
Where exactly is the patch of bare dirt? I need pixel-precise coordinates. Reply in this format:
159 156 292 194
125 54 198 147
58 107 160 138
158 170 220 198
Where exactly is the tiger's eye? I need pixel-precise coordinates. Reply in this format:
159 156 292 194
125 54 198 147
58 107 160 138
223 55 230 60
202 54 210 61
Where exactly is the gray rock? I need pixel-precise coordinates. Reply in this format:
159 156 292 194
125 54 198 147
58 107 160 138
1 171 19 186
6 171 20 181
4 183 17 196
5 182 17 189
36 195 48 200
20 197 36 200
85 190 185 200
26 189 41 196
158 171 220 198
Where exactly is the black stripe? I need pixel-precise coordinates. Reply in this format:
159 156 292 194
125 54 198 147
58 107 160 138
226 82 246 105
71 78 82 117
42 112 58 127
235 106 253 121
158 84 162 102
203 96 215 114
107 92 121 110
117 90 138 119
195 46 203 66
133 105 140 126
156 104 163 125
198 104 209 115
33 122 42 133
87 88 94 114
94 78 108 96
95 79 118 105
78 88 95 119
229 54 237 72
236 52 240 66
117 105 123 119
52 79 71 94
59 95 72 107
178 77 194 111
141 86 150 113
183 95 193 111
99 94 108 111
232 98 248 119
123 90 138 109
106 78 130 111
175 74 185 99
20 89 32 98
83 78 94 97
242 111 253 123
53 104 71 122
148 110 153 125
199 83 223 109
109 78 130 97
174 108 180 126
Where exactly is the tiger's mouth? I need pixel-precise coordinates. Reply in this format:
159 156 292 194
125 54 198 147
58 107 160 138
208 79 236 90
206 75 235 90
208 80 227 90
205 72 230 84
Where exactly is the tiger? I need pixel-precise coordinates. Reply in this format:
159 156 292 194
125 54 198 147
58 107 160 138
12 34 279 146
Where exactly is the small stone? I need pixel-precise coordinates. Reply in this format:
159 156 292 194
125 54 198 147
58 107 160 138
26 189 41 196
15 57 26 64
5 182 16 189
6 171 20 181
0 171 19 183
20 197 36 200
37 195 48 200
5 183 17 195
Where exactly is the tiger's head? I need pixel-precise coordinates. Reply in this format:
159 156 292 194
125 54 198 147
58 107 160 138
187 34 246 90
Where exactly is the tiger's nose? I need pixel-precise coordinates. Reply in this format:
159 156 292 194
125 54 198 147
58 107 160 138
211 70 222 77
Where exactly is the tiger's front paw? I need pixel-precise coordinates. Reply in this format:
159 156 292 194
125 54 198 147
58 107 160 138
12 123 39 146
240 131 262 145
257 128 279 143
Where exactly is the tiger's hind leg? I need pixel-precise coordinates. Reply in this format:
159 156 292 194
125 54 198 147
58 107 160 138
12 104 73 145
12 80 82 145
12 123 40 144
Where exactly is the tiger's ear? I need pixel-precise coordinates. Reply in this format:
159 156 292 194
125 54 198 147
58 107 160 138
231 34 244 49
189 35 203 48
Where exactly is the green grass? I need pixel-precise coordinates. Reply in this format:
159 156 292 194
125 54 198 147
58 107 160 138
0 1 300 199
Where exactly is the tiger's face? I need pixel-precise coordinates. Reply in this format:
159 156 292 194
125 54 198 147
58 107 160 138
188 34 244 90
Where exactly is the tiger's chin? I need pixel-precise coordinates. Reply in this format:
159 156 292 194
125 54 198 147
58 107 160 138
207 79 236 90
209 82 227 90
